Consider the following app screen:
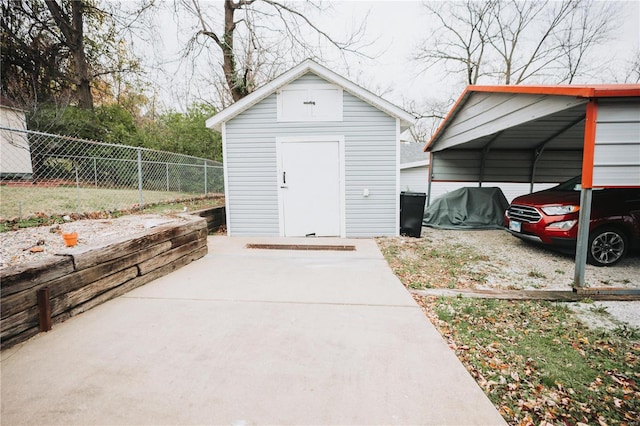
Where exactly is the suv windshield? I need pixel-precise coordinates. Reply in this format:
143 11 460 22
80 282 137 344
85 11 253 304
553 176 582 191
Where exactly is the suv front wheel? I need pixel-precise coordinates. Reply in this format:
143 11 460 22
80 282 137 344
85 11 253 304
587 227 628 267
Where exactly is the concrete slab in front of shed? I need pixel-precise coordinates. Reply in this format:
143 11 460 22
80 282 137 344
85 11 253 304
128 236 416 307
0 236 506 425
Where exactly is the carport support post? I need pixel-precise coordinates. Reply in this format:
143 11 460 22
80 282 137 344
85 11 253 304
573 188 592 288
426 154 433 207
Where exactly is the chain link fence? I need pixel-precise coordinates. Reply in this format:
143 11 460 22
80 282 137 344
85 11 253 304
0 126 223 220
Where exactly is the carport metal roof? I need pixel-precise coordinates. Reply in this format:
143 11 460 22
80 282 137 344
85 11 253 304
425 85 640 187
426 85 640 152
423 84 640 289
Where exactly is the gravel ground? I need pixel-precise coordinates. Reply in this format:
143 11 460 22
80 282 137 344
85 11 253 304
420 227 640 329
420 227 640 290
569 301 640 330
0 214 187 269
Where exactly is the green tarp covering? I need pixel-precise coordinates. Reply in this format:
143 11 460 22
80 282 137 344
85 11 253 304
423 187 509 230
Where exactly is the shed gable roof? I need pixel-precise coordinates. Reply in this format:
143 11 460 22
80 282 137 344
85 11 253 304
206 59 416 132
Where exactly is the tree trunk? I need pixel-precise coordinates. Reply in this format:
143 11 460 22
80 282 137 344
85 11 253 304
71 1 93 109
223 0 248 102
45 0 94 110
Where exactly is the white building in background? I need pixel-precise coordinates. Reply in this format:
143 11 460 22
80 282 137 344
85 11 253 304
399 142 430 194
0 96 32 179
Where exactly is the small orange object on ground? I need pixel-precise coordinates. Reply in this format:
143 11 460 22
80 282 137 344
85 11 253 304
62 232 78 247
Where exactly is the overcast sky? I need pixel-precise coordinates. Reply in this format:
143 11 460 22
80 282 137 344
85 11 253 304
147 1 640 113
349 1 639 101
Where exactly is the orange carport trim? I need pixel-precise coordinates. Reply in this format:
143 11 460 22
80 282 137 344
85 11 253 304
581 101 598 189
466 84 640 98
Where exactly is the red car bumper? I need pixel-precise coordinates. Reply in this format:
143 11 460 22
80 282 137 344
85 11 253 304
504 205 578 248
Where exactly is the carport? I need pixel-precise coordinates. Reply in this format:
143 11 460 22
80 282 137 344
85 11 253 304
424 85 640 289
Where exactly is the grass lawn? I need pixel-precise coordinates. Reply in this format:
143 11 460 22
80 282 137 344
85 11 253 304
0 185 218 219
0 186 224 232
377 236 640 425
417 296 639 425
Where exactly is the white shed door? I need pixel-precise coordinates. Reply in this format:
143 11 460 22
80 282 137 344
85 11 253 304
280 141 341 236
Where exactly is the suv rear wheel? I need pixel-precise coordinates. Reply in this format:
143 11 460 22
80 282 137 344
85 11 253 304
587 227 628 267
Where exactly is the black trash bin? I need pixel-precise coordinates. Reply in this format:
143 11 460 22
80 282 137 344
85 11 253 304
400 191 426 237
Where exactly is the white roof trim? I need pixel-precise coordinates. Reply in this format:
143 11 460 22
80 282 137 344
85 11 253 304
400 159 430 170
206 59 416 132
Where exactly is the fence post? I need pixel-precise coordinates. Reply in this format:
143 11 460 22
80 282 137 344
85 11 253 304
75 166 81 213
137 149 143 209
166 163 170 192
204 160 208 195
94 158 98 187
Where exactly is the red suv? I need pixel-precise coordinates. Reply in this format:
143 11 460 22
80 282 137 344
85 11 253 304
504 176 640 266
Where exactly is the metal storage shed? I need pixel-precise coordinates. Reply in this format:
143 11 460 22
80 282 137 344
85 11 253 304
424 85 640 288
206 60 416 238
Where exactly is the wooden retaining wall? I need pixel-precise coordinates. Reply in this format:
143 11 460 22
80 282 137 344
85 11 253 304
0 215 208 350
192 206 225 233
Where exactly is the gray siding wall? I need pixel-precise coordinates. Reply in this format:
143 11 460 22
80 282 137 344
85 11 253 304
224 72 397 237
593 99 640 187
431 149 582 183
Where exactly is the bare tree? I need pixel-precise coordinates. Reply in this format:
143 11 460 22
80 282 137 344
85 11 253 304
179 0 370 104
488 1 578 84
403 98 452 143
623 50 640 84
414 1 496 85
415 0 621 86
553 1 618 83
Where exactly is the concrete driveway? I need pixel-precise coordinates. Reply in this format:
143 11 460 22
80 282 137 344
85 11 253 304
1 236 506 425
